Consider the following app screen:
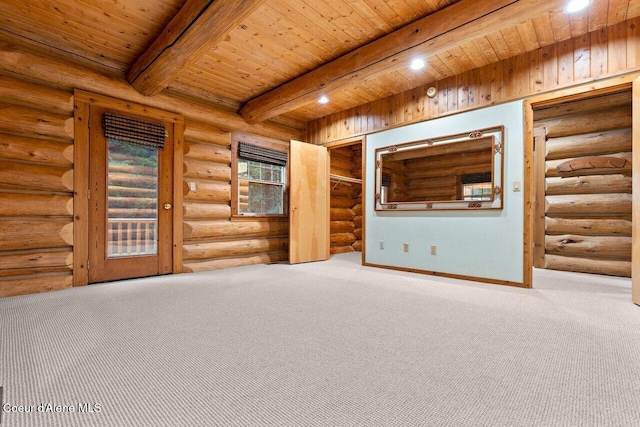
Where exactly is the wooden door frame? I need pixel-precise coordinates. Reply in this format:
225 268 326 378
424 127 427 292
73 91 184 286
526 73 638 298
323 136 366 264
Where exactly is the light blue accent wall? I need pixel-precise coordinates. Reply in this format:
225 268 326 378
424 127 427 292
365 101 525 283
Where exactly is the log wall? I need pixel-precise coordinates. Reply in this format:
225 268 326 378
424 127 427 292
181 127 290 273
306 17 640 145
0 75 74 296
329 145 362 254
0 37 303 297
534 92 632 277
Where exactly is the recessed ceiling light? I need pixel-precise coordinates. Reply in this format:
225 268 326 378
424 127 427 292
410 58 425 71
318 95 329 104
565 0 590 13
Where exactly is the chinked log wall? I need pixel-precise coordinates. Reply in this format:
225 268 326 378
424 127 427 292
306 17 640 144
534 92 632 277
0 38 303 297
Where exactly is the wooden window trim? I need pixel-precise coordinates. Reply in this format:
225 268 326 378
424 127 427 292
230 132 290 219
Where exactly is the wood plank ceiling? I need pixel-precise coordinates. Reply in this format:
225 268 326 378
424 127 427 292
0 0 638 125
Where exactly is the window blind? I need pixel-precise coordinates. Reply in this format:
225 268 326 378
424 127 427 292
238 142 288 166
461 171 492 185
103 113 167 149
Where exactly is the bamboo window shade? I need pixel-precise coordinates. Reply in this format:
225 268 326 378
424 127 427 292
238 142 288 166
461 172 492 184
103 113 167 149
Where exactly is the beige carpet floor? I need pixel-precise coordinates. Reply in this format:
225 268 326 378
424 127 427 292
1 252 639 426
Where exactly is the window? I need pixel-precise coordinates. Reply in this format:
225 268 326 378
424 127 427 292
231 133 289 217
460 172 493 201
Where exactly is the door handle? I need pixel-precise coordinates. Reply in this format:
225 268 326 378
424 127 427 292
164 203 172 210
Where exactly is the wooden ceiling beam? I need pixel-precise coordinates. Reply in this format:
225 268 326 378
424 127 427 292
240 0 565 123
128 0 267 96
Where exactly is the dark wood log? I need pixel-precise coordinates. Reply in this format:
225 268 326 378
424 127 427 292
352 240 363 251
330 233 356 246
0 220 73 251
407 175 458 189
183 180 231 203
0 192 73 217
353 228 363 240
0 102 73 141
331 246 355 254
408 163 492 179
545 218 632 236
353 215 363 228
533 91 631 121
184 121 231 147
330 208 355 221
0 133 73 166
108 196 156 209
183 201 230 220
545 234 631 258
184 141 231 163
330 221 355 233
331 195 355 209
537 105 631 138
545 254 631 277
0 160 73 192
405 149 492 170
545 128 631 160
183 251 288 273
0 249 73 271
183 219 288 240
0 75 74 114
545 175 632 195
183 236 288 260
545 194 632 216
0 274 73 298
108 172 157 189
108 186 157 198
184 158 231 181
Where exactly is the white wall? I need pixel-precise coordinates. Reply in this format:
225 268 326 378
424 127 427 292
365 101 525 284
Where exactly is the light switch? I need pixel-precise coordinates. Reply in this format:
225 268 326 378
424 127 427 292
513 180 521 192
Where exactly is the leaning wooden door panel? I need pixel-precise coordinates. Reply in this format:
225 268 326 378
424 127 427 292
289 140 329 264
633 78 640 306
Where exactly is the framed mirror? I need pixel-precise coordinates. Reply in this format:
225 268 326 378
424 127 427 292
374 126 504 211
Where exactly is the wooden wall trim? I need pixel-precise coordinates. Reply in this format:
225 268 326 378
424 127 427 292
73 94 90 286
173 121 185 274
362 262 527 289
632 77 640 305
523 102 534 288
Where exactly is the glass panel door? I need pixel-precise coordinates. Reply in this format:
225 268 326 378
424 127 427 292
107 140 158 257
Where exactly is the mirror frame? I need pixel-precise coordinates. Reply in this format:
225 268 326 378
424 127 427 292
374 126 504 211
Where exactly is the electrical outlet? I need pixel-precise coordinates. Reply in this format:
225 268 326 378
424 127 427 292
430 245 437 255
188 182 197 191
403 243 409 252
379 241 384 250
